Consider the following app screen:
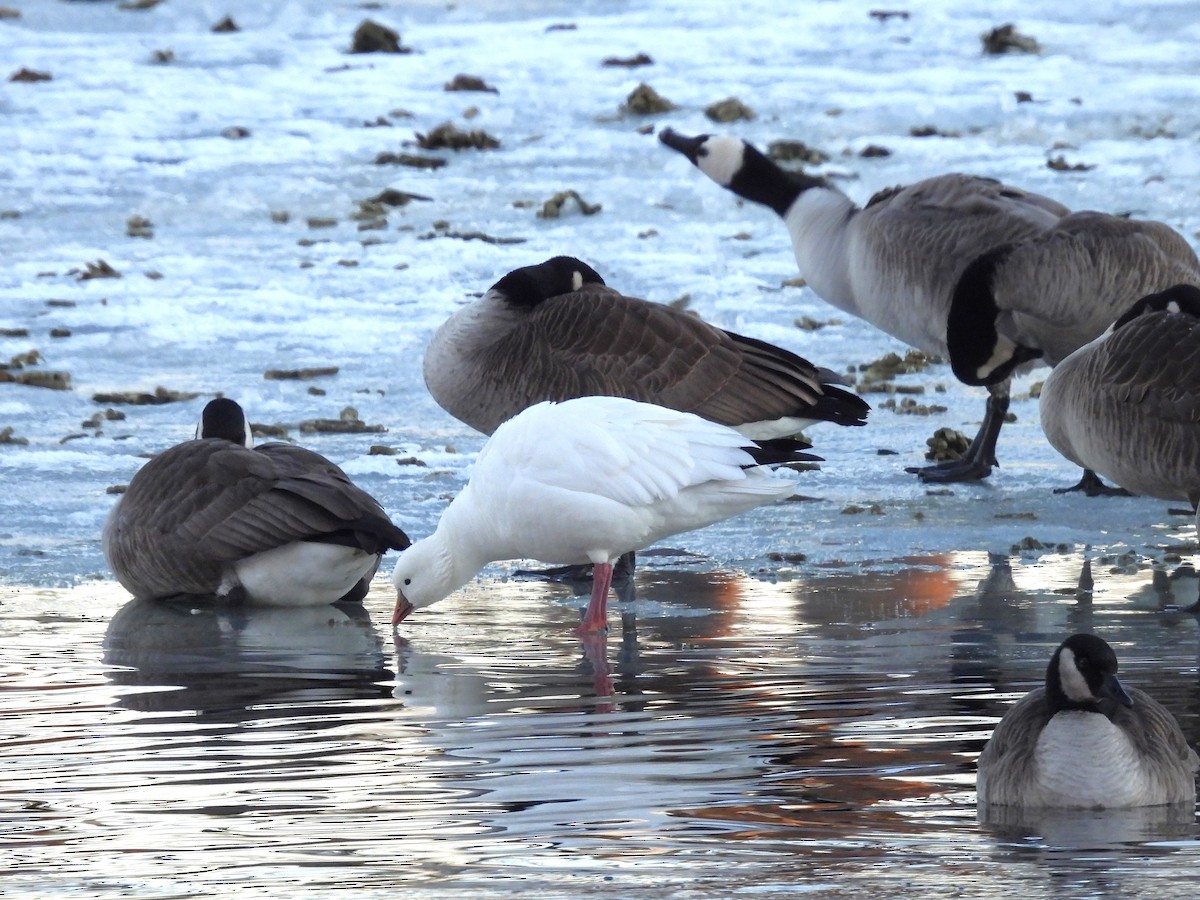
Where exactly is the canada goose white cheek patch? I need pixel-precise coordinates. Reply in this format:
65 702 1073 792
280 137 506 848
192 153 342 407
697 138 746 186
1057 646 1095 703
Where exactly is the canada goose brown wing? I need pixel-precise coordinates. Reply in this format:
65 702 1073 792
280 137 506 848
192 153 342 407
178 442 408 559
978 688 1051 771
118 441 400 567
871 173 1069 219
989 213 1200 364
1117 686 1200 779
1093 308 1200 423
858 175 1067 322
505 285 844 428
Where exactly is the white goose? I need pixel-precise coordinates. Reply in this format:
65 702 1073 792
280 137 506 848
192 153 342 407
104 397 410 607
659 128 1200 485
977 633 1198 809
390 396 813 632
424 255 869 438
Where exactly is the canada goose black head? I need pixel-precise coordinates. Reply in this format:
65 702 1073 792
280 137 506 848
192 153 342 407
946 244 1044 385
1046 633 1134 717
1110 282 1200 332
490 256 606 309
197 397 252 447
658 128 826 218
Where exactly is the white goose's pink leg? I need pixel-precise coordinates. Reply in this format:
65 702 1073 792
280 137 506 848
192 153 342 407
578 630 614 709
575 561 613 633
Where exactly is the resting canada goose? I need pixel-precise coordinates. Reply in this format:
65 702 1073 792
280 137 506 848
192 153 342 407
1039 284 1200 502
103 397 411 607
976 633 1198 808
659 128 1200 484
423 255 869 438
390 396 815 632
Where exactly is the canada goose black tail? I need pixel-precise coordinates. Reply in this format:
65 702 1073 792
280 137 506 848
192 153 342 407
744 437 822 467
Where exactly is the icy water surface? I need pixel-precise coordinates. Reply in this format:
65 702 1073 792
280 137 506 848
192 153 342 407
3 552 1199 899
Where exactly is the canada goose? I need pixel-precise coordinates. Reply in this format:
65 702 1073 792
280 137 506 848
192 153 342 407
424 255 869 438
104 397 411 607
659 128 1200 484
977 633 1198 808
1039 284 1200 501
390 396 814 632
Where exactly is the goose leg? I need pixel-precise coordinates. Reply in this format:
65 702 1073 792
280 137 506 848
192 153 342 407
1052 468 1132 497
578 629 614 708
907 387 1008 483
576 561 614 633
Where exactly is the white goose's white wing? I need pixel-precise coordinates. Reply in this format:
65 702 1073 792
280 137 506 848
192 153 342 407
478 397 767 509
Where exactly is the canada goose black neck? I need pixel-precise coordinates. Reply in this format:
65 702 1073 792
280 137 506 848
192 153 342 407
946 244 1043 385
491 256 605 309
199 397 250 446
1045 633 1133 719
727 142 826 218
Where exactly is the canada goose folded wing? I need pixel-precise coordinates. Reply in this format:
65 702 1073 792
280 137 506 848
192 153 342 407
163 442 407 560
846 175 1068 353
949 213 1200 384
1038 295 1200 500
1095 309 1200 420
493 285 866 428
976 689 1051 796
868 173 1068 220
1121 686 1200 783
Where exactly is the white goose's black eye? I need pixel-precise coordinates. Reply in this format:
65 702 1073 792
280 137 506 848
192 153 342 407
403 578 412 586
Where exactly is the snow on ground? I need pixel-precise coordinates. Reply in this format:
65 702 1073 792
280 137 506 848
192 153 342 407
2 0 1199 590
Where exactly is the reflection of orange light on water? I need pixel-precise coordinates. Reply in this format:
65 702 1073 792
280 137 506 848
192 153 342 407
796 554 962 624
670 769 943 843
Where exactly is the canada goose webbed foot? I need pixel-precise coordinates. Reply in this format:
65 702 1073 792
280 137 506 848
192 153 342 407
906 390 1007 483
906 439 996 482
907 456 994 483
1052 468 1132 497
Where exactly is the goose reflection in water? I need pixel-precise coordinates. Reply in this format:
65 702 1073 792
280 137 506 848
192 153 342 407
102 596 392 717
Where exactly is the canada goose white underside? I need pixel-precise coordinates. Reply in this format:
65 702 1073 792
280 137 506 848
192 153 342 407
229 541 377 607
1033 712 1158 808
733 415 818 440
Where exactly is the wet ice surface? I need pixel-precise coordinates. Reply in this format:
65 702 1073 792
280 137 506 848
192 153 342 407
3 0 1200 896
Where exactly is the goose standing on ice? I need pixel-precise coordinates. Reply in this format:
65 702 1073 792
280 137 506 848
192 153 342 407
1039 285 1200 595
659 128 1200 485
104 397 410 607
390 396 814 632
977 633 1198 809
424 255 869 438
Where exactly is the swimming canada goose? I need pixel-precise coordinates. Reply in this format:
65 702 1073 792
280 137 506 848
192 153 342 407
659 128 1200 484
390 396 814 632
1039 284 1200 504
976 633 1198 808
423 255 869 438
104 397 411 607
